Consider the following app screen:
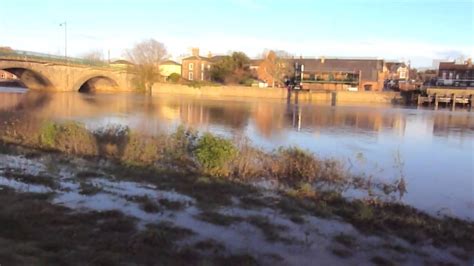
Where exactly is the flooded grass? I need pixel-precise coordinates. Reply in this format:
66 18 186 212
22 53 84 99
78 182 102 195
370 255 396 266
158 198 186 211
194 238 226 253
0 186 262 265
333 233 357 248
330 247 353 258
246 215 292 244
2 169 59 189
126 195 161 213
195 211 243 226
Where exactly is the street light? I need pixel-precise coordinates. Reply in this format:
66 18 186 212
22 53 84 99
59 21 67 63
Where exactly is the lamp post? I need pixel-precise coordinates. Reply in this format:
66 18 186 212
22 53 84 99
59 21 69 88
59 21 67 63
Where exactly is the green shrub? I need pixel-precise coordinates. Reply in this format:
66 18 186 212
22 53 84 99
195 133 237 177
39 121 96 155
167 73 181 83
39 122 58 148
240 78 255 87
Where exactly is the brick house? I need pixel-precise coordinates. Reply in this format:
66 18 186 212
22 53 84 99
291 57 385 91
181 48 224 81
384 61 409 81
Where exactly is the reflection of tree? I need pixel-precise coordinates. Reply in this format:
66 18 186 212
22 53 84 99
253 102 285 137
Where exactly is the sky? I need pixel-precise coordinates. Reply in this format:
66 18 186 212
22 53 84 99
0 0 472 67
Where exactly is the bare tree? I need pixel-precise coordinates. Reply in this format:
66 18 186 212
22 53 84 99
125 39 168 91
257 50 291 88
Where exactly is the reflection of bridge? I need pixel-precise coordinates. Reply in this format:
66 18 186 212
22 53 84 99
0 51 135 92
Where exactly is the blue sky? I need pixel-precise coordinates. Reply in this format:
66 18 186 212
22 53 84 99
0 0 472 67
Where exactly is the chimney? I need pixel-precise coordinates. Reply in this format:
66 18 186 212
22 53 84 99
467 58 472 67
191 48 200 57
321 56 325 64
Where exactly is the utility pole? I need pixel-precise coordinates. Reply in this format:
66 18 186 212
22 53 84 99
59 21 69 89
59 21 67 63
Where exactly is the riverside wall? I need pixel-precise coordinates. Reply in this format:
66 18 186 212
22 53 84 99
151 84 401 104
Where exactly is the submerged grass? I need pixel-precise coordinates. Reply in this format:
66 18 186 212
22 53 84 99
3 169 59 189
195 211 243 226
0 186 261 265
247 215 292 244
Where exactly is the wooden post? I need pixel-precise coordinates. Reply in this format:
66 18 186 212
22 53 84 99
469 95 473 112
286 87 291 105
417 95 422 106
294 90 299 105
434 93 438 110
451 93 456 111
331 91 337 106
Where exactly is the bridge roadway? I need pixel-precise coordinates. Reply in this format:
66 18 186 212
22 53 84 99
0 56 135 92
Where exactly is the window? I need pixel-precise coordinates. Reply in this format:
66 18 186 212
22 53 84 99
189 72 193 80
189 63 194 70
0 73 5 79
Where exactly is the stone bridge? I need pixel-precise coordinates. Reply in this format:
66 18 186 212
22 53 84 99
0 58 135 92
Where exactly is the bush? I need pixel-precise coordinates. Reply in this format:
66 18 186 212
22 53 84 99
195 133 237 177
122 133 162 166
270 147 321 186
167 73 181 83
39 122 57 148
239 78 256 87
164 126 198 168
39 121 96 155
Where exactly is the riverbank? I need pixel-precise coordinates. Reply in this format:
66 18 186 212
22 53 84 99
152 84 402 104
0 120 472 265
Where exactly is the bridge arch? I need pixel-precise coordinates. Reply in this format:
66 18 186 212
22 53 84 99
0 67 54 90
73 74 120 93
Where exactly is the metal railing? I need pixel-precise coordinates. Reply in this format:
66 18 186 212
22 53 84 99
0 49 110 68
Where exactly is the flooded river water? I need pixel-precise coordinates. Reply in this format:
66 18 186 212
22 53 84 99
0 87 473 220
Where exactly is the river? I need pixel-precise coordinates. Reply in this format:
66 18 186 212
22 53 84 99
0 87 473 220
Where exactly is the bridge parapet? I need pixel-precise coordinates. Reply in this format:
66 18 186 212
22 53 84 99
0 49 111 69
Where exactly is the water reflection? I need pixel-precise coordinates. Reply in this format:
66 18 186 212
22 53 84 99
0 88 473 219
2 90 472 140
